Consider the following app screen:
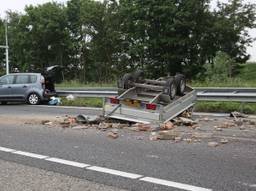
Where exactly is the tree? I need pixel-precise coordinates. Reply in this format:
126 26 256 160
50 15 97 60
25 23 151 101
118 0 213 78
213 0 256 63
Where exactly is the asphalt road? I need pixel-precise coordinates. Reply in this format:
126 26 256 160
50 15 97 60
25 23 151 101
0 105 256 191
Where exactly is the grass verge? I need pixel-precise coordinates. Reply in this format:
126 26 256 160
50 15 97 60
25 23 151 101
195 101 256 114
61 97 103 108
59 97 256 114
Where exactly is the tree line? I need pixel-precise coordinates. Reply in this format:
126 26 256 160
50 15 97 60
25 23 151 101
0 0 255 83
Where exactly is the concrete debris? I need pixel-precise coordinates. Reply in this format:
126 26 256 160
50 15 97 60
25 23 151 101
214 126 223 131
234 120 243 126
218 121 236 128
98 122 112 130
190 124 200 129
230 111 248 119
208 141 219 147
239 126 246 130
220 139 229 144
66 94 75 101
60 117 76 128
149 132 159 141
160 121 175 130
41 120 51 125
76 115 101 124
133 123 151 131
180 110 192 118
174 136 182 142
112 123 126 129
152 130 180 140
175 117 197 126
72 125 89 130
44 121 53 126
107 131 119 139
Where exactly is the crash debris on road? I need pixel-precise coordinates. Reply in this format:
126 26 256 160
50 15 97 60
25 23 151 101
36 110 256 146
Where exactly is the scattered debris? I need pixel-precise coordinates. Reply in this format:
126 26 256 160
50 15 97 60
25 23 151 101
133 123 151 131
215 127 223 131
220 139 229 144
72 125 89 130
174 136 182 142
66 94 75 101
41 120 51 125
217 121 236 129
239 126 246 130
161 121 175 130
174 117 197 126
44 121 53 126
48 96 61 105
208 141 219 147
230 111 248 119
107 131 119 139
154 130 180 140
76 115 101 124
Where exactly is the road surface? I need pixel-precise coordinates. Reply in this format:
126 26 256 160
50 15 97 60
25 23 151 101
0 105 255 191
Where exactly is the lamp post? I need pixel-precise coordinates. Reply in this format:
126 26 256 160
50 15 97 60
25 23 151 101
0 19 9 74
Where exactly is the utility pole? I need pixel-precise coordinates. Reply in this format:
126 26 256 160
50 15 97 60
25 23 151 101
0 18 9 74
5 19 9 74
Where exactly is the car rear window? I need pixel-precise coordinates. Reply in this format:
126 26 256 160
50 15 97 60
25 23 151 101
15 75 30 84
30 75 37 83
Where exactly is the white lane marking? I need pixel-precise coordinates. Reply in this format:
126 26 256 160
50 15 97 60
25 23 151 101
140 177 212 191
13 151 48 159
0 146 212 190
0 146 16 152
87 166 142 179
45 157 90 168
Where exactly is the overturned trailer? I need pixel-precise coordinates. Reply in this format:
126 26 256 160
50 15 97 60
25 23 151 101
103 71 196 124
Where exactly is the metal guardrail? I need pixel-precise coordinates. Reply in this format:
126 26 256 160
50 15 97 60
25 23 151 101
56 87 256 103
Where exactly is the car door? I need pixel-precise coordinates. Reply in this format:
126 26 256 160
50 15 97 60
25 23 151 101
0 75 15 99
11 74 30 100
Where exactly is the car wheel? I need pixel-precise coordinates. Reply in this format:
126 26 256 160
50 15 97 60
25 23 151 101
132 70 144 83
164 77 177 99
175 74 186 96
121 73 134 89
27 93 40 105
1 101 7 105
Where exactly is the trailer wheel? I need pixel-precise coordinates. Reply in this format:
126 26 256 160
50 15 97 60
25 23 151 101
165 77 177 99
121 73 133 89
132 70 144 83
175 74 186 96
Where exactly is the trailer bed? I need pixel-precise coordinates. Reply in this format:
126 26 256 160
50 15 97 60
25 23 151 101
103 86 196 124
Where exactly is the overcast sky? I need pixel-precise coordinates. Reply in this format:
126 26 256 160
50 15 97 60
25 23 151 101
0 0 255 61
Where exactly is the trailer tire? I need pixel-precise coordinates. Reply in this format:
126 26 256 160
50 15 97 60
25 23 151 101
165 77 177 99
132 70 144 83
175 74 186 96
121 73 133 89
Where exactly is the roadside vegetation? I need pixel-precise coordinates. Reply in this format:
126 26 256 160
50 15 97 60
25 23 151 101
0 0 255 83
59 97 256 114
61 97 102 107
0 0 255 113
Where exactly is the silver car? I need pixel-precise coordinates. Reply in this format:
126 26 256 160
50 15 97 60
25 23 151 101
0 73 56 105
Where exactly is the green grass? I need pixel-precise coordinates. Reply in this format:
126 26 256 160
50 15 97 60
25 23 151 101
61 97 103 107
191 63 256 87
59 97 256 114
56 80 115 88
195 101 256 114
